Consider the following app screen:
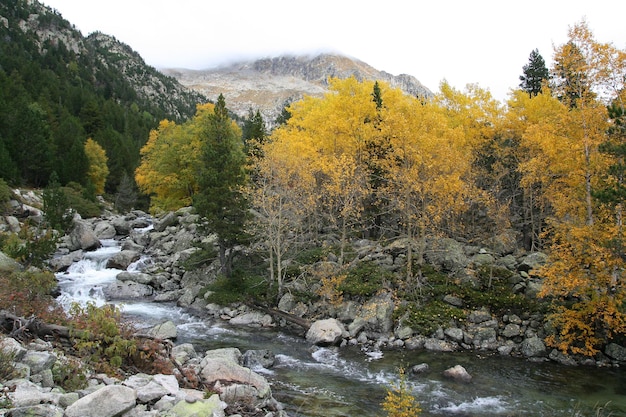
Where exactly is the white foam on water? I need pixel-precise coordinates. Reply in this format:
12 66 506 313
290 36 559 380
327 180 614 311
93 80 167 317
435 396 509 414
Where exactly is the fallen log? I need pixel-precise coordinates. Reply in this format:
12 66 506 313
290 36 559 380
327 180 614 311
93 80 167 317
0 310 85 342
247 302 311 330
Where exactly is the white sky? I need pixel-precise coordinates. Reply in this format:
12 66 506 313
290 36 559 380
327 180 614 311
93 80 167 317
42 0 626 102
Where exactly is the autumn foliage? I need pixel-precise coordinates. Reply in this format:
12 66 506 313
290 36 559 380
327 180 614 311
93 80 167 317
130 20 626 356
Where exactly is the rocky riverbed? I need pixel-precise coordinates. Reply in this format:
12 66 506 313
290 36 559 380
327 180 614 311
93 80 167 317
46 207 626 366
4 192 626 415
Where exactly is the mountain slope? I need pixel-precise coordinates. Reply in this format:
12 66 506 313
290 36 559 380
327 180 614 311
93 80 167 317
0 0 205 189
164 54 432 124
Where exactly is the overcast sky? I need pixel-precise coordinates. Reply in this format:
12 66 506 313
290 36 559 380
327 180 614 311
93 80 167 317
42 0 625 102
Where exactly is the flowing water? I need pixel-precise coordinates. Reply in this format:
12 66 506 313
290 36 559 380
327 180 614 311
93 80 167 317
55 236 626 417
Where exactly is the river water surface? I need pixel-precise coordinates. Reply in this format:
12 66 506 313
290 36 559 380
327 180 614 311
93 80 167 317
55 238 626 417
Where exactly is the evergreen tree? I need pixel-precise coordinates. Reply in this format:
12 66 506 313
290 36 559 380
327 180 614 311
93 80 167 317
242 108 268 158
519 49 550 97
193 94 249 277
274 99 293 126
115 171 137 213
42 171 73 232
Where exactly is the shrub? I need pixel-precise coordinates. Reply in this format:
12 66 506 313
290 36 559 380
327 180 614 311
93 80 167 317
0 348 17 382
1 224 58 268
382 367 421 417
203 270 271 305
52 355 88 391
339 260 392 298
0 269 61 318
0 178 11 214
397 301 464 337
68 302 137 374
62 185 101 218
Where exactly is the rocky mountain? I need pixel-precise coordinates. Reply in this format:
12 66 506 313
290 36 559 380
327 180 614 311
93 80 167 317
3 0 204 121
163 53 433 124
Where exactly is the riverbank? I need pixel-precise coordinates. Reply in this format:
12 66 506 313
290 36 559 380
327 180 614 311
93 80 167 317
49 206 626 368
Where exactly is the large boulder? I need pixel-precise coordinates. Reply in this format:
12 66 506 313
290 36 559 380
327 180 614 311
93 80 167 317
518 252 548 273
106 249 140 270
306 318 345 346
443 365 472 383
93 221 117 239
520 336 547 358
67 220 101 251
168 394 226 417
0 250 22 273
145 320 178 340
103 280 154 300
426 238 469 272
605 343 626 362
200 356 271 401
64 385 137 417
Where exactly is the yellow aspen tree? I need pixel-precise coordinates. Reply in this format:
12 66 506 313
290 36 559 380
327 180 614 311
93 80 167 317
84 138 109 195
135 103 214 213
247 129 318 299
381 88 473 286
528 21 626 356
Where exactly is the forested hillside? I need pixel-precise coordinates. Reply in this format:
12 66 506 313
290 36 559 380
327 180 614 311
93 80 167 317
0 0 205 193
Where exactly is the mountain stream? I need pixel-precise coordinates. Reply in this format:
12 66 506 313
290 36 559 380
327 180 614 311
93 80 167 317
55 238 626 416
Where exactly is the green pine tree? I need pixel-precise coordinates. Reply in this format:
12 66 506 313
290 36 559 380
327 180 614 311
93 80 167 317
519 49 550 97
193 94 249 277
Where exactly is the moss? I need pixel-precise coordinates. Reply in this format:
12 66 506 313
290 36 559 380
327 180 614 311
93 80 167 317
339 260 393 298
397 301 465 336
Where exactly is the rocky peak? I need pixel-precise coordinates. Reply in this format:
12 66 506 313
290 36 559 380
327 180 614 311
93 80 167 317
163 53 432 125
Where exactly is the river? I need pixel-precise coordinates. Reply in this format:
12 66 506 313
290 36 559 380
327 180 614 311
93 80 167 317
55 238 626 417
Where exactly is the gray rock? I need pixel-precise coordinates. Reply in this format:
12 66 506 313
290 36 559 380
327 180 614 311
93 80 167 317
424 338 456 352
426 238 469 272
306 319 345 346
154 212 178 232
0 250 22 273
472 253 495 266
410 363 430 374
520 336 547 358
444 327 464 343
443 365 472 383
22 351 56 374
549 349 578 366
64 385 137 417
106 250 140 270
443 294 464 307
103 280 153 300
93 221 117 239
200 357 271 399
68 220 101 251
202 348 242 364
48 250 84 272
6 404 64 417
153 374 180 396
242 349 275 369
117 271 153 285
468 310 492 324
11 380 59 407
136 381 170 404
171 343 197 365
168 394 225 417
486 229 519 256
518 252 548 273
145 321 177 340
112 217 132 236
277 293 295 312
229 312 273 327
0 337 27 361
605 343 626 362
502 323 521 338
